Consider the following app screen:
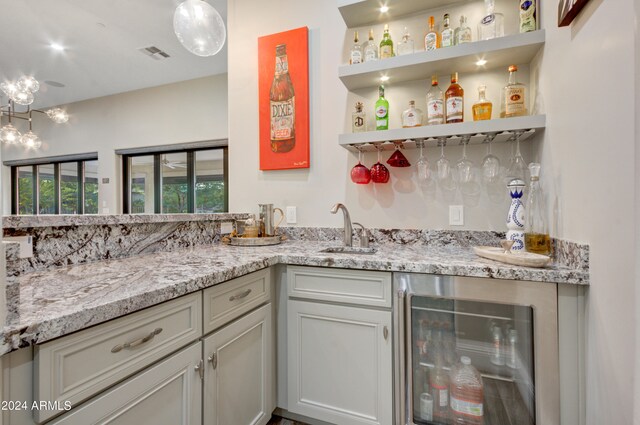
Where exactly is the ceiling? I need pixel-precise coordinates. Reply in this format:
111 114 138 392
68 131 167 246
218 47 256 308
0 0 227 109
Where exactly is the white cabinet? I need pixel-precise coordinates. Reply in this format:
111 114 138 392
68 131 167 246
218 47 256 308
286 266 393 425
203 304 274 425
49 342 202 425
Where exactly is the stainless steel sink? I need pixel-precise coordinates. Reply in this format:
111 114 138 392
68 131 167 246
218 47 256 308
319 246 377 255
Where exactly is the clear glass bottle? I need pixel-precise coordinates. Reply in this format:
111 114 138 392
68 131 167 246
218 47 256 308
352 101 366 133
440 13 454 47
524 163 551 255
401 100 423 127
455 15 472 45
445 72 464 123
349 31 362 65
424 16 440 51
472 85 492 121
478 0 505 41
520 0 537 33
426 75 444 125
429 344 450 424
375 85 389 130
397 27 415 56
500 65 527 118
364 29 378 62
379 24 394 58
506 329 519 369
450 356 484 425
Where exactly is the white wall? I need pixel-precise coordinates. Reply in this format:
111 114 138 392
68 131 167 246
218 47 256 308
228 0 638 423
1 74 229 214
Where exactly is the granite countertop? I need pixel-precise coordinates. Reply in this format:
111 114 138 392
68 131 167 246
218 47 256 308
1 240 589 355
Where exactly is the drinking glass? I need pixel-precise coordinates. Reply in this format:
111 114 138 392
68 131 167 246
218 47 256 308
506 131 526 182
416 141 432 187
455 136 474 184
370 147 390 183
436 139 456 193
350 149 371 184
481 134 501 184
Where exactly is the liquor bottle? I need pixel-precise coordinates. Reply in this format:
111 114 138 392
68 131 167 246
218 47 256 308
401 100 423 128
375 85 389 130
352 101 366 133
524 163 551 254
349 31 362 65
455 15 472 45
364 29 379 62
429 344 450 424
379 24 394 58
270 44 295 153
472 85 492 121
424 16 440 51
397 27 415 56
520 0 537 33
441 13 454 47
426 75 444 125
500 65 527 118
445 72 464 123
478 0 505 41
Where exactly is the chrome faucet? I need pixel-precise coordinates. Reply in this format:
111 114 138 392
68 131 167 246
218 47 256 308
330 203 353 247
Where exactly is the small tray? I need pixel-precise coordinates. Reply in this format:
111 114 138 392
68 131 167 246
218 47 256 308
473 246 551 268
221 235 286 247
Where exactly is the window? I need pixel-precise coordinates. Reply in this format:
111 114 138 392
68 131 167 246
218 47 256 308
122 146 228 214
8 155 99 215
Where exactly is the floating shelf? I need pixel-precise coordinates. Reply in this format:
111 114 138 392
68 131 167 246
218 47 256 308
338 115 545 152
338 31 545 91
338 0 476 28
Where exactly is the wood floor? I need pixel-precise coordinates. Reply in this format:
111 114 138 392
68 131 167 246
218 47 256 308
267 415 310 425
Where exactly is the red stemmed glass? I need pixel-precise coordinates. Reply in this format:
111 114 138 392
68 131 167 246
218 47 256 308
350 150 371 184
387 146 411 167
370 148 390 183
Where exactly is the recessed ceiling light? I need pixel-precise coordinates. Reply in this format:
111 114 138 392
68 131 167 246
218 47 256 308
379 5 389 13
380 75 389 82
50 43 65 51
476 59 487 66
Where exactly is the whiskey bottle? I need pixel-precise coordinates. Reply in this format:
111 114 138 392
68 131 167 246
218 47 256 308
379 24 394 59
520 0 537 32
500 65 527 118
401 100 423 128
426 75 444 125
424 16 440 51
472 85 492 121
352 102 366 133
397 27 415 56
364 29 378 62
455 15 472 45
478 0 505 41
524 163 551 255
349 31 362 64
270 44 295 153
375 85 389 130
445 72 464 123
440 14 454 47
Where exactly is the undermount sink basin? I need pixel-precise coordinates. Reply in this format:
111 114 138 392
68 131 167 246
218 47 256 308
319 246 377 255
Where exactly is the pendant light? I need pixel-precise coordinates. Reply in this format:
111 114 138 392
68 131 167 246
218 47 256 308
173 0 226 57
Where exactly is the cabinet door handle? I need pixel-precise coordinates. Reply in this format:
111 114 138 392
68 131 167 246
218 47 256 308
229 289 252 302
111 328 163 353
208 353 218 369
383 326 389 341
195 359 204 380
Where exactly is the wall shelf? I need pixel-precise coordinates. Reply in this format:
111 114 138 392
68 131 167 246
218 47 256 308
338 115 545 152
338 30 545 91
338 0 476 28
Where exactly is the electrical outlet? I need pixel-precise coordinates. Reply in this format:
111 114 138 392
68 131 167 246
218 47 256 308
286 206 297 224
449 205 464 226
220 222 234 234
3 236 33 258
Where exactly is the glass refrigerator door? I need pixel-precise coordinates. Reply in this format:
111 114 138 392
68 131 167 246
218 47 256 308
410 296 534 425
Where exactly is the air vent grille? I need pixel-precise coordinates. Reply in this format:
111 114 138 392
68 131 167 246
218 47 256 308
139 46 170 60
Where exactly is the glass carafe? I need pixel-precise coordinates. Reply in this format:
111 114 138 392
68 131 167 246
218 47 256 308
524 163 551 255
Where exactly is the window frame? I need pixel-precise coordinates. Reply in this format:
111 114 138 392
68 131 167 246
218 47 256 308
122 146 228 214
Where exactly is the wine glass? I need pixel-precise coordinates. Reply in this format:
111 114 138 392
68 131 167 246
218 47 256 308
506 131 526 182
455 136 474 184
350 149 371 184
436 139 456 194
370 147 390 183
481 134 501 184
416 141 432 187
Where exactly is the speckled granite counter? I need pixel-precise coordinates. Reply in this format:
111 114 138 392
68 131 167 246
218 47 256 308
1 240 588 355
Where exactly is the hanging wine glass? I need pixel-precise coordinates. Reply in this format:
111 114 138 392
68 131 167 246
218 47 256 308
350 149 371 184
506 131 526 181
436 138 456 193
481 133 501 184
455 136 474 184
387 143 411 167
416 141 432 187
370 147 390 183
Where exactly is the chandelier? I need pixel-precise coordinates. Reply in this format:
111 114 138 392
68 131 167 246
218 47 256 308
0 76 69 149
173 0 226 57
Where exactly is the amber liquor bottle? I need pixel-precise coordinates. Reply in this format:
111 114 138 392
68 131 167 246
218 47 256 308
270 44 295 153
445 72 464 123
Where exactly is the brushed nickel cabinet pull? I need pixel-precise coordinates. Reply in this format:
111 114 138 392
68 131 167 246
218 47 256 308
229 289 252 302
383 326 389 341
208 353 218 369
111 328 163 353
195 359 204 380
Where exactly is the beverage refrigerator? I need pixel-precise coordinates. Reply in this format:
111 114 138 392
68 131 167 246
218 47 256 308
393 273 560 425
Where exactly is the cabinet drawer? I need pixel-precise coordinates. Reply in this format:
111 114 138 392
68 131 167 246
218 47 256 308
203 268 271 334
34 292 202 423
287 266 392 308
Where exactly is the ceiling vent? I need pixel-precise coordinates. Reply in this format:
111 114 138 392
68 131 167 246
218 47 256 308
139 46 170 60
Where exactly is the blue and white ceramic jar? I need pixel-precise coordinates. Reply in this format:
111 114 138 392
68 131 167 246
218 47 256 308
506 178 526 252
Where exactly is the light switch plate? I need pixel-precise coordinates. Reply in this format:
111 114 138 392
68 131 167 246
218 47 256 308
286 206 297 224
449 205 464 226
